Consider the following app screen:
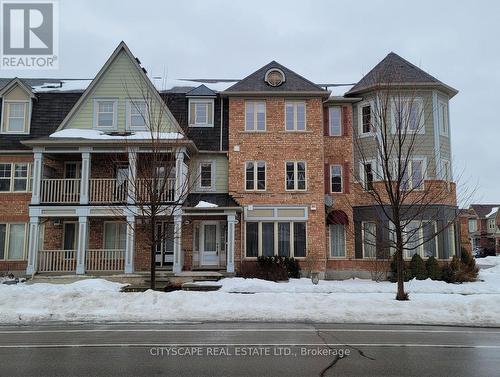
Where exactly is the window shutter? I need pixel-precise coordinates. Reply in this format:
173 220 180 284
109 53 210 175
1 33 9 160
342 106 349 137
323 107 329 136
343 162 350 194
324 163 330 194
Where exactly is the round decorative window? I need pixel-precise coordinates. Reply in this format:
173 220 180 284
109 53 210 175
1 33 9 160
265 68 285 87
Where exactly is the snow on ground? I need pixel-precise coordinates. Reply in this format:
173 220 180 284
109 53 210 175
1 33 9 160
1 257 499 326
50 129 183 140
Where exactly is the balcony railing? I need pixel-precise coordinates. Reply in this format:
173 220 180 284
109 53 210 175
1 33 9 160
86 249 125 271
40 179 80 204
136 178 176 203
37 249 125 272
38 249 76 272
90 178 127 203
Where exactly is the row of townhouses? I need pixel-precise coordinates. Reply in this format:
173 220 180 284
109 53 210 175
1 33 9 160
461 205 500 253
0 42 460 279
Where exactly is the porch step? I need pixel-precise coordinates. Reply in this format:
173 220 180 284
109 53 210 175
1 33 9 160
181 282 222 291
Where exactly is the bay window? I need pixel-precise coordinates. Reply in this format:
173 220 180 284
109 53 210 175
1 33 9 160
245 221 307 258
362 221 376 258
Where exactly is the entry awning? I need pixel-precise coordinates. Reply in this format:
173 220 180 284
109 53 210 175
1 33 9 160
327 210 349 225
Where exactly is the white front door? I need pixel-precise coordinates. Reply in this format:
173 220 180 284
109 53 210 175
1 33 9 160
200 221 219 266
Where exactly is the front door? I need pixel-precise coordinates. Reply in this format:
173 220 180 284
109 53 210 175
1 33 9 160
200 221 219 266
156 222 174 268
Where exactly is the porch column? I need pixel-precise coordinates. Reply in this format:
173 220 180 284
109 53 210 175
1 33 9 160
80 150 91 205
26 216 40 275
226 213 236 273
174 149 185 202
31 151 43 205
125 215 135 273
127 149 137 204
173 214 182 273
76 216 88 274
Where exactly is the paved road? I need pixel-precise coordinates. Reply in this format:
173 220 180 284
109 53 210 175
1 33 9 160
0 322 498 377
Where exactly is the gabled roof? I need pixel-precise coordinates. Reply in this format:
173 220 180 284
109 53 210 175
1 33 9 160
346 52 458 97
55 41 183 134
223 61 329 96
0 77 36 98
186 84 217 97
470 204 500 218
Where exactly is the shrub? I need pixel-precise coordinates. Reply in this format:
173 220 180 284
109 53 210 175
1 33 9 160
442 250 479 283
389 254 411 282
442 256 461 283
409 254 428 280
239 256 302 282
425 256 442 280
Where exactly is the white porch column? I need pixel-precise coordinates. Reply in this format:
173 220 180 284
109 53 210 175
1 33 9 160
173 214 182 273
125 215 135 273
226 213 236 273
31 151 43 205
26 216 40 275
80 150 91 205
127 149 137 204
174 149 185 202
76 216 88 274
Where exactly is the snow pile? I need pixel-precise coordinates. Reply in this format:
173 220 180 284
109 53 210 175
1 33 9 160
50 129 183 140
32 80 91 93
195 201 218 208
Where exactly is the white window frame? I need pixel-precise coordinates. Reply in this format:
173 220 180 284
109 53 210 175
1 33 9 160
1 100 30 134
198 160 216 191
94 98 118 130
285 161 307 191
391 157 426 191
361 221 377 259
330 164 343 193
126 99 147 130
468 219 477 233
329 223 346 258
402 220 439 260
328 106 342 136
438 99 449 137
245 161 266 191
357 100 375 137
244 221 307 259
0 162 31 193
360 159 376 191
391 97 425 135
188 99 214 127
0 223 28 261
285 101 307 131
442 158 451 181
245 101 266 131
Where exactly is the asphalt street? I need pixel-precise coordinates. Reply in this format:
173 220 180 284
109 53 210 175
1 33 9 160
0 322 498 377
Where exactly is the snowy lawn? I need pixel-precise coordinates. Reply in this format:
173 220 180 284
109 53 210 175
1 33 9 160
1 257 499 326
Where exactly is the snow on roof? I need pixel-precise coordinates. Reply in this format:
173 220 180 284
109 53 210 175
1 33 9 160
49 129 183 140
32 79 92 93
328 84 354 97
487 207 499 218
163 78 238 93
194 200 219 208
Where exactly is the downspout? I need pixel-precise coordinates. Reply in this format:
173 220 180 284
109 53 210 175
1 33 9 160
219 96 224 151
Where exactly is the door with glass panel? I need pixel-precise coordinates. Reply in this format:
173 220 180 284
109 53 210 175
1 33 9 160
155 222 174 267
63 222 78 259
64 162 81 200
200 221 219 266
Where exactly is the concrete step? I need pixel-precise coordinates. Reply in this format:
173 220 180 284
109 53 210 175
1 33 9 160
181 282 222 291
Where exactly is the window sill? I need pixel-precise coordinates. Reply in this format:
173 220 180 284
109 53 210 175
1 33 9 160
189 124 214 128
358 133 375 138
239 130 267 134
280 130 312 134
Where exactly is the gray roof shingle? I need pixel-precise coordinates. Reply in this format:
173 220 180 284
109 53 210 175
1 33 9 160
186 84 216 97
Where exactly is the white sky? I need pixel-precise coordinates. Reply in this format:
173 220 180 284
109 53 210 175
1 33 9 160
3 0 498 204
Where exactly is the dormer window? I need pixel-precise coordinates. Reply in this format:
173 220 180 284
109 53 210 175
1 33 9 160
94 99 117 129
1 101 29 134
189 99 214 127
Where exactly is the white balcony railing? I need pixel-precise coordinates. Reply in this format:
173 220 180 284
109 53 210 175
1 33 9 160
86 249 125 271
136 178 176 202
40 179 80 204
89 179 127 203
38 250 76 272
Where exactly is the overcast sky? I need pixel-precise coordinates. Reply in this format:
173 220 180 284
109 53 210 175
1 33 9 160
4 0 499 205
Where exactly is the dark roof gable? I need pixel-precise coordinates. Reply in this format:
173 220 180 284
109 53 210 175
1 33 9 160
346 52 458 96
224 60 328 94
186 84 216 97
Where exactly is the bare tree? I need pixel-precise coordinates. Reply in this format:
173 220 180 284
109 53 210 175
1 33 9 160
351 70 474 300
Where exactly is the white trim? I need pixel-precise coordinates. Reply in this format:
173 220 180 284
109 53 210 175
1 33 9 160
357 100 375 137
244 161 266 191
126 98 147 130
197 160 216 192
93 98 119 130
188 99 214 127
390 97 425 135
328 106 342 136
438 99 449 137
284 100 307 131
329 223 346 259
285 161 307 191
244 100 266 132
1 100 31 135
0 162 31 193
329 164 343 193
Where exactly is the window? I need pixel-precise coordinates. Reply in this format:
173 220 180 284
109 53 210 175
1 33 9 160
95 100 116 129
330 224 345 257
404 221 420 259
285 161 306 191
329 106 342 136
285 101 306 131
411 159 424 190
468 219 477 233
488 219 496 230
359 103 372 135
128 100 147 129
104 222 127 250
362 162 374 191
245 161 266 191
422 221 437 258
0 163 30 192
438 100 449 136
245 221 307 258
393 158 425 190
442 159 451 182
362 222 376 258
198 161 214 191
245 101 266 131
330 165 342 193
0 223 27 260
3 102 28 133
392 98 424 133
403 221 438 259
447 223 456 258
189 99 214 127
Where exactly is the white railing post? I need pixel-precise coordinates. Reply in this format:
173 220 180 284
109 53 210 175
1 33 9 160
31 151 43 205
26 216 40 275
80 150 91 205
76 216 88 274
128 148 137 205
125 216 135 273
173 214 182 273
226 213 236 273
